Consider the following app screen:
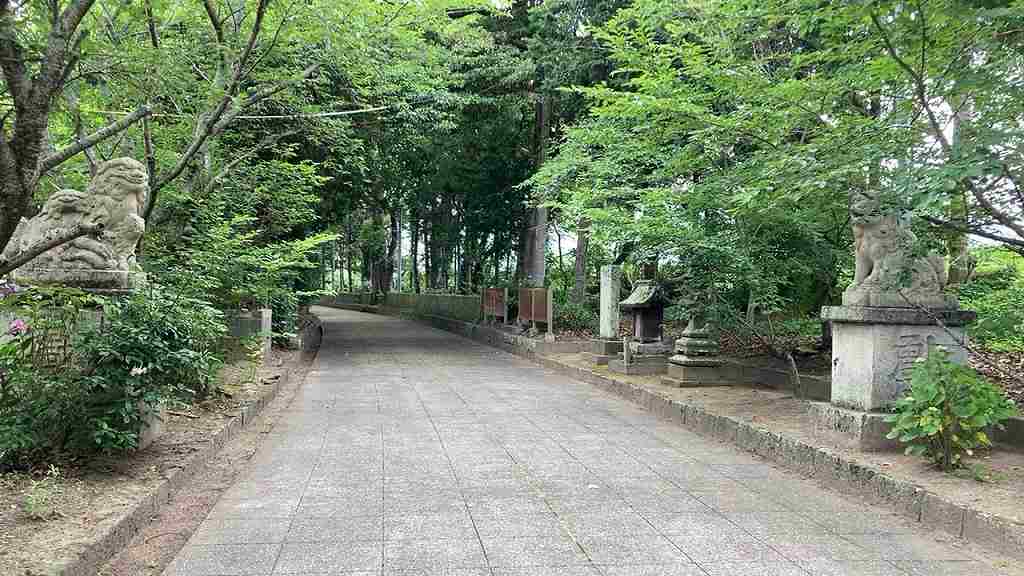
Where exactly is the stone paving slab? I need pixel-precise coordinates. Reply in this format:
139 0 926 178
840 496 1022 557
161 307 1022 576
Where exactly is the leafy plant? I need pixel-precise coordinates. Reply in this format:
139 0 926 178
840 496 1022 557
21 465 64 521
886 348 1018 472
554 299 598 336
0 285 227 466
958 250 1024 352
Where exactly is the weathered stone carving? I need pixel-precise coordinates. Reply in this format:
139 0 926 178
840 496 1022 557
2 158 148 290
844 189 955 308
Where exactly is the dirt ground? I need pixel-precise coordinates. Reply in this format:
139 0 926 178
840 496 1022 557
553 352 1024 533
0 348 309 576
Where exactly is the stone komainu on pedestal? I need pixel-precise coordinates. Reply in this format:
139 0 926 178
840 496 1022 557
1 158 148 291
818 188 975 450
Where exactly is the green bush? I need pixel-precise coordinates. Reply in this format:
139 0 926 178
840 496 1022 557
555 300 598 335
959 282 1024 352
957 249 1024 352
885 348 1018 471
0 285 226 468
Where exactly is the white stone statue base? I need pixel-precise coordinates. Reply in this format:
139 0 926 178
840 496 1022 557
822 306 975 412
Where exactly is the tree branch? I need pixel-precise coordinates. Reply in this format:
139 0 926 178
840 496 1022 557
143 0 160 48
202 0 229 79
36 0 97 96
145 0 305 220
232 0 271 85
870 9 1024 242
203 129 297 195
921 215 1024 252
37 104 150 174
64 86 98 175
0 222 102 278
0 0 31 107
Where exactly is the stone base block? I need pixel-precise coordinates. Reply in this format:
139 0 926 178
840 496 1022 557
137 406 165 451
608 355 668 376
808 401 898 452
590 338 623 356
822 305 975 411
584 353 614 366
663 362 729 387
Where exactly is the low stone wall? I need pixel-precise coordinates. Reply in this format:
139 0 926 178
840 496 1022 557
328 292 377 307
720 357 831 401
403 313 587 355
387 292 482 324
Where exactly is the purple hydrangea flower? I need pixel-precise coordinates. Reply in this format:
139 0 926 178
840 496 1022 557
0 280 18 299
8 319 27 336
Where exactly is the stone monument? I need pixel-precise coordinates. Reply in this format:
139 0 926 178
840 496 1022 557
663 316 724 387
586 265 624 365
1 158 148 291
609 280 672 375
818 188 975 450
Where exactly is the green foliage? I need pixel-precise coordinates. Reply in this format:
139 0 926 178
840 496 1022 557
0 286 226 468
21 465 64 521
554 299 599 336
886 349 1018 472
958 249 1024 352
79 285 227 401
960 284 1024 352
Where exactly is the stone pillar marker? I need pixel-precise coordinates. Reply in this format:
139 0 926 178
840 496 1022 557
599 265 621 339
260 308 273 362
586 265 623 365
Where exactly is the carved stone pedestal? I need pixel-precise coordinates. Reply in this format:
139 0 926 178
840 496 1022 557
609 340 672 375
820 305 975 450
586 338 623 366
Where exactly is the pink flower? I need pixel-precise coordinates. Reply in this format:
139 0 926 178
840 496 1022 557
8 319 27 336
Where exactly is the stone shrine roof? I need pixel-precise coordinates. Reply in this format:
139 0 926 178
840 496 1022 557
619 280 663 310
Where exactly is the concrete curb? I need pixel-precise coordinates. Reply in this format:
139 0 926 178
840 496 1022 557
53 319 322 576
331 306 1024 560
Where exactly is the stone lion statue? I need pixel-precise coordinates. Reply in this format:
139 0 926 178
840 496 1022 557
845 190 955 308
3 158 148 290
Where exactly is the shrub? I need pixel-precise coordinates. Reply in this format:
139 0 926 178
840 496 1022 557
886 348 1018 471
71 286 226 451
959 282 1024 352
958 249 1024 352
555 300 598 336
0 285 227 467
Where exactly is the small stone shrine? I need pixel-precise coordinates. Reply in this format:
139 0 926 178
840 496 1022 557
609 279 672 375
1 157 149 292
663 317 724 387
818 188 975 450
586 265 623 365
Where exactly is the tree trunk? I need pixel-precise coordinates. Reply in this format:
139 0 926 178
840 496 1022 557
525 207 547 287
383 208 399 293
411 213 420 293
642 259 658 280
573 217 590 303
947 98 973 285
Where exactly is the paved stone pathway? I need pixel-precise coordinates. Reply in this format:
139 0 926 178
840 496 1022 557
164 307 1011 576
